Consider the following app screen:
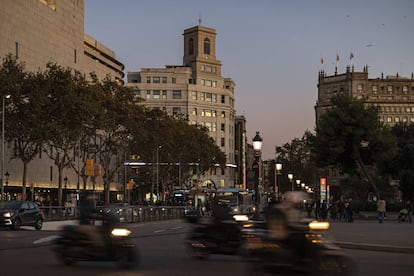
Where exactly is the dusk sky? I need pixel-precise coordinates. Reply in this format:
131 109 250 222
84 0 414 160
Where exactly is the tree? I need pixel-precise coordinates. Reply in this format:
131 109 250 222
275 134 316 193
39 63 95 205
0 55 46 200
390 123 414 201
307 94 397 199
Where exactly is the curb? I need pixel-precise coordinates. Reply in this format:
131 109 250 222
335 241 414 254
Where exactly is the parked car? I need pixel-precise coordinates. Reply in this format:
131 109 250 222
0 200 44 230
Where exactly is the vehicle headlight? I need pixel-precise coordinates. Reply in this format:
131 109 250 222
308 221 330 230
3 212 13 218
111 228 132 237
233 214 249 222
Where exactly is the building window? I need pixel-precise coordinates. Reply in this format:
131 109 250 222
189 38 194 55
212 81 217 88
357 84 363 92
204 38 210 55
192 91 197 100
403 86 408 94
388 86 393 93
221 138 225 147
387 117 392 123
206 93 212 102
221 123 225 132
153 90 160 99
172 90 182 99
146 90 151 99
134 90 141 98
173 107 181 115
212 110 217 117
74 49 77 63
212 94 217 102
146 76 151 83
205 110 212 117
221 95 225 104
153 76 160 83
192 108 197 115
395 117 400 123
411 117 414 123
372 85 378 93
221 111 225 118
162 90 167 99
205 122 212 132
200 92 205 101
162 77 167 84
212 123 217 132
205 80 212 87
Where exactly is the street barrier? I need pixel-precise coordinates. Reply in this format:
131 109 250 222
39 205 187 223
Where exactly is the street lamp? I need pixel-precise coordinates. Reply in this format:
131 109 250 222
296 179 301 188
275 163 282 198
64 176 68 203
252 132 263 208
156 145 161 201
288 173 294 191
1 94 11 201
301 182 305 189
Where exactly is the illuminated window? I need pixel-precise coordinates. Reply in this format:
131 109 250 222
153 90 160 99
162 90 167 99
146 90 151 99
39 0 56 11
372 85 378 93
221 111 225 118
192 91 197 100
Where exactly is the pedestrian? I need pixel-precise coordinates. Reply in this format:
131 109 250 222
377 198 386 223
346 198 354 223
314 199 321 221
405 200 412 223
337 199 345 222
320 200 328 221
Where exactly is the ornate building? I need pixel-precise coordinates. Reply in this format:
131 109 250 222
127 25 237 188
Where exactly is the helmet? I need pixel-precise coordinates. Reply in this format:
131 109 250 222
284 191 308 204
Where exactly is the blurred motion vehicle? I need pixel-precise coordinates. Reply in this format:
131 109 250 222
99 203 130 222
185 199 249 258
242 218 355 275
0 200 44 230
53 212 138 269
214 188 256 217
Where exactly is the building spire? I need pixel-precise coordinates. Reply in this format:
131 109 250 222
198 12 202 26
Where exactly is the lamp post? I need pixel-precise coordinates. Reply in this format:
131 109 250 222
156 145 161 201
296 179 301 188
275 163 282 199
288 173 294 191
252 131 263 208
1 94 11 201
64 176 68 203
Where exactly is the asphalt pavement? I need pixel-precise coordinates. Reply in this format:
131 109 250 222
41 212 414 254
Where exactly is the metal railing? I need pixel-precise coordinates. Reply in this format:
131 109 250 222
39 206 187 223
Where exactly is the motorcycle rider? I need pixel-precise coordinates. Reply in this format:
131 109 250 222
76 192 111 248
210 199 241 245
265 191 310 261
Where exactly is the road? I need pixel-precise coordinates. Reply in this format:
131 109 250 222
0 219 413 275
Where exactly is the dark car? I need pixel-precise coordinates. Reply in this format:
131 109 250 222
0 201 44 230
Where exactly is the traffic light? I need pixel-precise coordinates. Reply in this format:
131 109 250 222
86 159 94 176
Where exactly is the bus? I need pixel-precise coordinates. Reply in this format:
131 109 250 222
213 188 256 216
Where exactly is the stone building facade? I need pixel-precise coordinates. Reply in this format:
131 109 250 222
127 25 237 188
0 0 124 201
315 65 414 198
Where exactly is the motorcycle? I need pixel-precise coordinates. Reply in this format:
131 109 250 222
53 216 138 269
186 214 249 259
241 219 356 275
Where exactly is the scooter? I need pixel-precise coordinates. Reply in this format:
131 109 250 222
242 219 356 275
53 217 138 269
186 214 249 259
